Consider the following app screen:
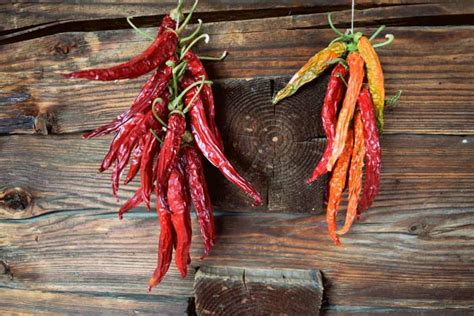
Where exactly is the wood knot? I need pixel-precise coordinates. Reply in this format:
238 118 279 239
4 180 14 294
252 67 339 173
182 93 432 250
35 111 58 135
408 222 428 236
0 187 33 212
0 261 13 280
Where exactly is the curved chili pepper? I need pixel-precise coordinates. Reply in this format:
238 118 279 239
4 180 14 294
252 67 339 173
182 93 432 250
64 17 178 81
182 75 262 206
307 63 348 184
326 129 353 245
83 59 175 139
183 144 215 256
183 50 224 151
328 52 364 170
124 135 147 185
155 113 186 205
357 36 385 131
337 111 365 236
141 135 159 209
118 187 144 219
148 188 175 291
168 162 192 278
272 41 346 104
357 87 381 213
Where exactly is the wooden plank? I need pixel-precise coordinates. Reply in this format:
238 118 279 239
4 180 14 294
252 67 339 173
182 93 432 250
0 205 472 311
0 0 437 35
1 133 472 220
194 266 323 315
0 288 190 316
0 23 473 135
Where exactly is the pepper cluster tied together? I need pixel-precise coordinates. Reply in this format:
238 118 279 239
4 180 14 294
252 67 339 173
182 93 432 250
273 15 400 245
64 0 262 290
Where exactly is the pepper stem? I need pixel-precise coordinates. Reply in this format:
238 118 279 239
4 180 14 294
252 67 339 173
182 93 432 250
369 25 385 41
177 0 199 35
180 33 210 59
170 0 185 24
198 50 228 61
180 19 203 45
126 17 155 41
183 76 207 113
328 14 344 36
150 129 164 145
385 90 402 107
169 76 212 111
326 57 348 69
152 98 168 129
372 34 394 48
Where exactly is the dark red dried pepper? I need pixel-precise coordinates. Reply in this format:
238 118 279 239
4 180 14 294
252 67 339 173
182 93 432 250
64 17 178 81
183 144 215 256
182 75 262 206
357 87 381 213
307 63 348 184
168 162 192 278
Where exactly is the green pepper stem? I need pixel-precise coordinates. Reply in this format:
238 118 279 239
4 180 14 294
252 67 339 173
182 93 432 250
337 73 348 87
326 57 348 69
328 14 344 36
177 0 199 35
170 0 185 24
183 77 207 113
180 33 209 59
385 90 402 107
126 17 155 41
369 25 385 41
169 76 212 110
372 34 394 48
150 129 164 145
198 50 228 61
180 19 203 45
152 98 168 128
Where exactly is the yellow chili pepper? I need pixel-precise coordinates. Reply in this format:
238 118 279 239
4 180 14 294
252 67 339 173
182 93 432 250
357 36 385 131
272 41 346 104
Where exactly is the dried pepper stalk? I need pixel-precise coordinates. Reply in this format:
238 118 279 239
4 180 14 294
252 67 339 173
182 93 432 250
274 14 398 244
64 0 262 290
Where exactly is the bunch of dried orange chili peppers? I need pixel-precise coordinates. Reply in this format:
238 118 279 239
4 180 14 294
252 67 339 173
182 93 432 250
273 15 400 245
64 0 262 290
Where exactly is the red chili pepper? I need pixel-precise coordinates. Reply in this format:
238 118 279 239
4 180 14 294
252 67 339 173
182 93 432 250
118 187 144 219
326 128 354 245
183 144 215 256
124 135 147 185
83 60 175 139
357 87 381 213
64 17 178 81
181 75 262 206
148 188 175 290
183 50 224 151
168 162 192 278
307 63 348 184
140 135 159 209
155 113 187 205
337 110 365 236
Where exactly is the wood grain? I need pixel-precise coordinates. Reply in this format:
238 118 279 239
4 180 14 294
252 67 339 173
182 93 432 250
194 266 323 315
0 23 473 136
0 205 472 311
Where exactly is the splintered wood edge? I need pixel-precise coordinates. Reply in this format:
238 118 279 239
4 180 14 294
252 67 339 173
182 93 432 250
194 265 323 315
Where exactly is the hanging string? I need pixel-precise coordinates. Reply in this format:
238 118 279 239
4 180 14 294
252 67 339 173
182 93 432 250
351 0 355 34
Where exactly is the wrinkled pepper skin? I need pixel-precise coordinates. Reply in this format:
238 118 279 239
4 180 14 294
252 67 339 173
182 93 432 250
328 52 365 170
357 36 385 131
337 110 365 236
141 136 159 209
118 187 144 219
272 41 346 104
168 163 192 278
155 114 186 205
83 59 175 139
326 129 354 245
183 145 215 256
183 50 224 151
148 189 175 291
64 16 177 81
307 63 348 184
357 87 381 213
182 75 262 206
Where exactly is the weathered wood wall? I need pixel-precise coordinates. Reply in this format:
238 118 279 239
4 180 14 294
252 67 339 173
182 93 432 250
1 0 474 314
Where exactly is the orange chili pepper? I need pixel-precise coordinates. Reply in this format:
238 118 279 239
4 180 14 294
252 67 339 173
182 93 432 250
327 52 364 170
326 128 354 245
337 110 365 236
357 36 385 131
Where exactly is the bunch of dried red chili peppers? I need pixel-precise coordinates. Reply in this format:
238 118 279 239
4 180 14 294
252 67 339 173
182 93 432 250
64 0 262 290
273 15 400 245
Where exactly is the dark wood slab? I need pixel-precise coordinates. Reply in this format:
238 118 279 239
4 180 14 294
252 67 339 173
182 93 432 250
194 266 323 315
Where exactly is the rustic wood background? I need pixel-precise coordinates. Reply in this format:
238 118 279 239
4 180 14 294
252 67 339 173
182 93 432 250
1 0 473 314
